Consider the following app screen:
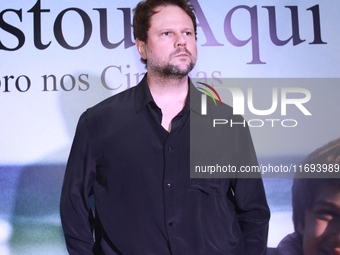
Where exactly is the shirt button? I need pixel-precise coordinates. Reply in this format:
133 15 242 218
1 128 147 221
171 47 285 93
167 147 172 152
167 183 171 188
168 222 173 227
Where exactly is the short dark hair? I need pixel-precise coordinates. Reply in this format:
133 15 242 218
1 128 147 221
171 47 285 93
292 137 340 232
132 0 197 64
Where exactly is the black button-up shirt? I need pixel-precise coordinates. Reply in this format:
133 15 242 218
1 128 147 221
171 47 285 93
60 74 270 255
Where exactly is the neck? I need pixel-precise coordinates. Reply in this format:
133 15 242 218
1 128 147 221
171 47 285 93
147 71 189 100
146 72 189 132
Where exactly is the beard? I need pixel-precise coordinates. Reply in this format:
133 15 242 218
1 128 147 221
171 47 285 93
156 61 196 78
146 47 196 79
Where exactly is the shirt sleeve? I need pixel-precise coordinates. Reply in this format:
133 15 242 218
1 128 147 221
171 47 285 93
231 123 270 255
60 111 96 255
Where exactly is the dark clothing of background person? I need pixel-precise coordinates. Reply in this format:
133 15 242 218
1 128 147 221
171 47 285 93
277 232 303 255
60 74 270 255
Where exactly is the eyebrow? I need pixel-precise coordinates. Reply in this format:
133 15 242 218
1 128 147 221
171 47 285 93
312 201 340 212
156 28 194 35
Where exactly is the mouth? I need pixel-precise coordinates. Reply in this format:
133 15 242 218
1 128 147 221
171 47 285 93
172 49 191 58
174 53 189 58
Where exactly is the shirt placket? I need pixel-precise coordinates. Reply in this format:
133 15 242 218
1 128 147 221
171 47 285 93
162 114 186 255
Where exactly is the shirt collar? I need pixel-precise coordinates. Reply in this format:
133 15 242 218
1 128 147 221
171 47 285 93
134 74 154 113
190 79 203 114
134 73 192 115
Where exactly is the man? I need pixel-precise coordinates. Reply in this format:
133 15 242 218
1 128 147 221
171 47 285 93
276 137 340 255
60 0 270 254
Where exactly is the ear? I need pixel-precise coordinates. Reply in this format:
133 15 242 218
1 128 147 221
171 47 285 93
136 39 147 61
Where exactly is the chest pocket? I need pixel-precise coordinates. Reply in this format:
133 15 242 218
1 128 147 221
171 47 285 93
189 179 226 197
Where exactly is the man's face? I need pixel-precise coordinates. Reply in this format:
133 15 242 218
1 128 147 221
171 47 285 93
300 185 340 255
137 5 197 78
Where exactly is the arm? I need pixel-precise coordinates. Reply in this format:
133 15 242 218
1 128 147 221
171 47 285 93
232 123 270 255
232 178 270 255
60 112 96 255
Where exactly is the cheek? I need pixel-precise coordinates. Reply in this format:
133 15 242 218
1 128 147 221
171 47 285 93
188 41 197 53
313 219 329 236
302 217 329 254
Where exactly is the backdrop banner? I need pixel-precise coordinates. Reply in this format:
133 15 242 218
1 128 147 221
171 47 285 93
1 1 339 254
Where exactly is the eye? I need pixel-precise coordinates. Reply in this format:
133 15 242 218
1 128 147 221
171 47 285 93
162 31 171 36
314 209 337 221
184 31 192 36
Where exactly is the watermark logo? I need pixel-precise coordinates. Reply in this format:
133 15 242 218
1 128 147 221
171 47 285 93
194 78 312 128
196 82 222 115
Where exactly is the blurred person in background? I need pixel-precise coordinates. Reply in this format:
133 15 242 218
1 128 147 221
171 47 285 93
277 137 340 255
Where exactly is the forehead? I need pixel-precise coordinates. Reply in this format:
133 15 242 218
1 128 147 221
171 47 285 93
313 184 340 207
149 5 194 30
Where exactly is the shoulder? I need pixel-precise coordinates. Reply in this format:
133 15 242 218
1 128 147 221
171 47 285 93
85 74 149 120
190 83 248 137
89 85 136 115
277 232 303 255
72 85 138 136
190 82 240 120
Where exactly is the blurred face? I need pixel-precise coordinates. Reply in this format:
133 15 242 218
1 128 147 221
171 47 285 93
136 5 197 78
300 185 340 255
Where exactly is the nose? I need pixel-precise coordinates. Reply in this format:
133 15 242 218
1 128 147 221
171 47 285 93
333 247 340 255
334 232 340 245
331 224 340 250
175 33 186 47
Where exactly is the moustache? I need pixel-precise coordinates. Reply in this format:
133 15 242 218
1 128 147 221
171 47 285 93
171 48 192 57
